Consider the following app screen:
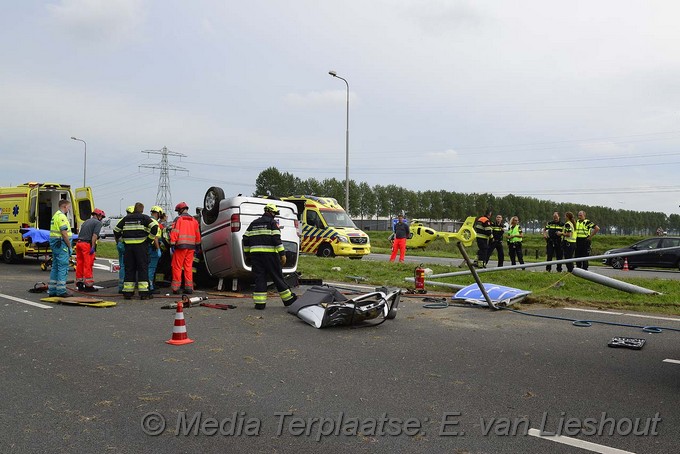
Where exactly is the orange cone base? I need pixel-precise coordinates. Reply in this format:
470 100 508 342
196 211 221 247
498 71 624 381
166 337 194 345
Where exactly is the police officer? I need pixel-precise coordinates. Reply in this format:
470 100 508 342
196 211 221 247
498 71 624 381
148 206 163 292
473 208 493 268
543 211 564 272
243 203 297 310
575 210 600 270
506 216 525 268
48 199 73 297
486 214 506 267
562 211 577 272
75 208 105 292
114 203 158 300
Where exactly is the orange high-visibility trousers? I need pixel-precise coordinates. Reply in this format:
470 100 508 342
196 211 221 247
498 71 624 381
75 242 95 287
171 248 194 291
390 238 407 262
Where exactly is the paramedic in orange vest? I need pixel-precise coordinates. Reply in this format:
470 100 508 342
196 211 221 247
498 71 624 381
169 202 201 294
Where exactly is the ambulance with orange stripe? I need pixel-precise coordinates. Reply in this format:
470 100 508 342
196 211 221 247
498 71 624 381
281 195 370 259
0 182 94 263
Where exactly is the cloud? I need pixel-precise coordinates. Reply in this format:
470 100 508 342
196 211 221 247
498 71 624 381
426 148 460 160
579 141 635 155
46 0 145 46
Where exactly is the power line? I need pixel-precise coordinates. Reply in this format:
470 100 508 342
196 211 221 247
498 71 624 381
139 146 188 216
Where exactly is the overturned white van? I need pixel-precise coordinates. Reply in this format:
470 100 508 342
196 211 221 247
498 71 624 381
199 187 300 286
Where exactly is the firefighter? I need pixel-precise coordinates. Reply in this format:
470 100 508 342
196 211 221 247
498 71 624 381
486 214 506 267
543 211 564 272
506 216 525 267
169 202 201 294
243 203 297 310
114 203 157 300
48 199 73 297
575 210 600 270
473 208 493 267
148 206 163 292
117 205 134 293
75 208 105 292
562 211 577 272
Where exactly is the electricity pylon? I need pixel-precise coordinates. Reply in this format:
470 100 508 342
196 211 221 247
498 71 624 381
139 146 188 218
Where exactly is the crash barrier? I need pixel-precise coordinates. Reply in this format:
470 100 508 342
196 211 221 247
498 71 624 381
287 285 401 328
409 246 680 280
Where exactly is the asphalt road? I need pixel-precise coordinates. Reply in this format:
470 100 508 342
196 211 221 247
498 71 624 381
1 258 679 453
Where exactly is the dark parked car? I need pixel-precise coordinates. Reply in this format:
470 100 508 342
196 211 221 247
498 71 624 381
603 237 680 270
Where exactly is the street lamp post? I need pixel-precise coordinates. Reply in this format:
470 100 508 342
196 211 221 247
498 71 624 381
119 197 124 217
70 136 87 187
328 70 350 212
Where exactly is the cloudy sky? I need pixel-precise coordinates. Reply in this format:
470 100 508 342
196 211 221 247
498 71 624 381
2 0 680 217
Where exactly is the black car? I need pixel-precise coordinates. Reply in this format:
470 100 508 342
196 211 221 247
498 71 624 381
603 236 680 270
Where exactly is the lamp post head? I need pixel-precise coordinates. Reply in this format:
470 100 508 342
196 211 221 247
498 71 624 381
328 70 337 77
71 136 77 140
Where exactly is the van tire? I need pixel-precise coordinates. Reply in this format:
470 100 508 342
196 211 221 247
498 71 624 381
2 242 18 263
317 243 335 258
203 186 225 225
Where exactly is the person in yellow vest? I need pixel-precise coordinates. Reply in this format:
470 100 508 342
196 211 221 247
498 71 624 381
575 210 600 270
506 215 524 268
48 199 73 297
562 211 577 272
148 206 163 292
543 211 564 272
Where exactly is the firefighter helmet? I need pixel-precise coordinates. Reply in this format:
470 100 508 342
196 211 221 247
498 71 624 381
175 202 189 212
126 205 134 214
93 208 105 217
150 205 164 214
264 203 279 215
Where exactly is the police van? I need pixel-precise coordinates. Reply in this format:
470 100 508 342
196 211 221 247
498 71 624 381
199 187 300 285
0 182 94 262
281 195 370 259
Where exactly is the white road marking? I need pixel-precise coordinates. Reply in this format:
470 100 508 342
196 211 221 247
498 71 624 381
565 308 624 315
528 428 635 454
0 293 52 309
565 307 680 323
662 359 680 365
93 263 110 271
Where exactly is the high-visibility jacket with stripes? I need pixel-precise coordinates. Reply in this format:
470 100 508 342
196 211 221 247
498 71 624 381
114 213 158 244
169 214 201 249
473 216 492 240
575 219 596 239
544 220 564 240
507 225 523 243
243 213 285 255
50 210 72 239
563 221 577 243
490 222 505 242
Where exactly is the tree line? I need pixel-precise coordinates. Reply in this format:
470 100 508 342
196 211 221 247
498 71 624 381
254 167 680 235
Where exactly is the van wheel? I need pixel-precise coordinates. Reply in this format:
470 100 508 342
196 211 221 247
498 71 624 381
203 186 225 225
317 243 335 258
2 242 18 263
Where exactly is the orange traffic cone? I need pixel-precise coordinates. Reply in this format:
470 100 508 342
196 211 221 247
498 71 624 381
166 301 194 345
623 258 629 271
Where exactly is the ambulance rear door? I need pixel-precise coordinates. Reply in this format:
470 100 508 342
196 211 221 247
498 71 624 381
74 186 94 230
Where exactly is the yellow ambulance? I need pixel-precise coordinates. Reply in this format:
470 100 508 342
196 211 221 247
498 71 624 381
281 195 370 259
0 182 94 263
